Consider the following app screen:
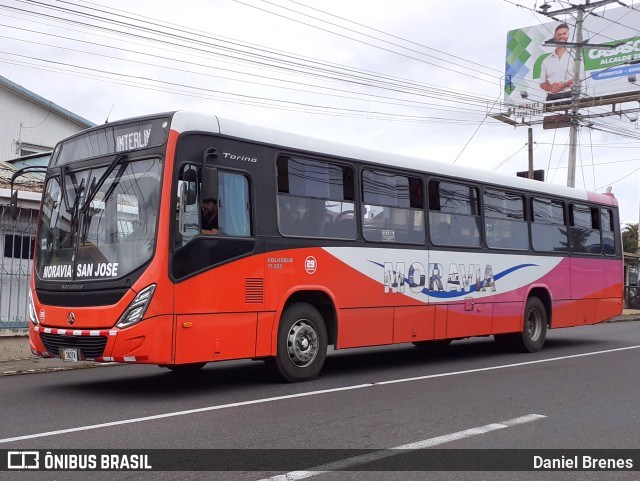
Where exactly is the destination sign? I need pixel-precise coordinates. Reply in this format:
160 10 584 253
53 117 169 166
42 262 119 279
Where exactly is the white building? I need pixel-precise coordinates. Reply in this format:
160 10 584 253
0 75 94 329
0 74 93 161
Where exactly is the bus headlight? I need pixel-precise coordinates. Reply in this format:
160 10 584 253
28 289 38 326
116 284 156 328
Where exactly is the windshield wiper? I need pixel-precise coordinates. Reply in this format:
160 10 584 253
64 168 88 214
67 177 86 247
81 154 128 214
60 165 72 213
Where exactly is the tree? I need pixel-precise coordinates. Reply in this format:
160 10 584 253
622 223 638 253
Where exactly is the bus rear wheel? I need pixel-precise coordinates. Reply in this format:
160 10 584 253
272 302 327 383
495 297 547 353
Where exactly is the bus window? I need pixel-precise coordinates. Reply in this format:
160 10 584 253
484 188 528 250
361 169 425 244
172 166 254 279
197 170 251 237
570 204 601 254
428 180 480 247
601 208 616 255
531 197 568 252
277 157 356 239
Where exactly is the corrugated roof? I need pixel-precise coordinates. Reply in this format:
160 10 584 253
0 75 95 129
0 160 44 192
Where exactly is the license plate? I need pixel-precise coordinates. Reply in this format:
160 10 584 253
60 348 80 362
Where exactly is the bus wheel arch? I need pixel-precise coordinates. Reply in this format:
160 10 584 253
272 300 328 382
277 290 337 347
495 289 550 353
528 287 552 328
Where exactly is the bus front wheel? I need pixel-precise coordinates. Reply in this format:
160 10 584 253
272 302 327 382
495 297 547 353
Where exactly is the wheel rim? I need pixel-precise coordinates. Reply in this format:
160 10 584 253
286 319 318 368
526 307 543 341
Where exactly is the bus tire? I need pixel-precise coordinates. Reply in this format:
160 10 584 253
273 302 327 382
495 297 547 353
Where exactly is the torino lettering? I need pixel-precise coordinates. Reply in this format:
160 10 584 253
383 262 496 294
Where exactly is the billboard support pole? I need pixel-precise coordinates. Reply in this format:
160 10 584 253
538 0 619 187
567 7 584 188
528 127 534 179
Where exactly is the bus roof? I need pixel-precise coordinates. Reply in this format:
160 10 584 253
171 111 617 206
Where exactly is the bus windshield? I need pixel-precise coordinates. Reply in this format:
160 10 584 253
36 157 163 281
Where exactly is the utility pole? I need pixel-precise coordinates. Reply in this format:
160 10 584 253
567 7 584 188
538 0 617 188
528 127 534 179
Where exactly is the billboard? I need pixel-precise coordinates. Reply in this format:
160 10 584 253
504 7 640 106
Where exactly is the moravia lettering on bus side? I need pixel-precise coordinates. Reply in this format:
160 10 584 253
383 262 496 294
115 128 152 152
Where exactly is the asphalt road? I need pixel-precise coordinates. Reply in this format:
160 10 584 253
2 321 640 481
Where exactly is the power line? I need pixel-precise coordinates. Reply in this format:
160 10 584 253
265 0 504 77
3 1 500 108
490 142 529 171
232 0 501 86
0 29 493 116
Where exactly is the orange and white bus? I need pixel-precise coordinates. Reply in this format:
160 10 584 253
15 111 622 382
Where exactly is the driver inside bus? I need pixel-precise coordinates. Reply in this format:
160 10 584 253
201 197 219 235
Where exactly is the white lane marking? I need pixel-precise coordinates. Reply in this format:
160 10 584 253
256 414 547 481
375 344 640 386
1 345 638 444
0 384 372 444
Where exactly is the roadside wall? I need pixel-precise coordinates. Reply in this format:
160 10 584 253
0 328 29 361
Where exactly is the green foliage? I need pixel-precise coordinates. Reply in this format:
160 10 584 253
622 223 638 253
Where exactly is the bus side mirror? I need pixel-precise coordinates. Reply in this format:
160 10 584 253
9 190 18 220
201 166 218 204
183 167 198 205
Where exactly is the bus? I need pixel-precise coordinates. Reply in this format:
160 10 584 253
13 111 623 382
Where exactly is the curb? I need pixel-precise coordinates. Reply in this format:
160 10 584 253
606 316 640 323
0 360 120 377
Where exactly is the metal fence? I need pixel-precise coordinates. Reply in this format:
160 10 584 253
625 285 640 310
0 204 37 329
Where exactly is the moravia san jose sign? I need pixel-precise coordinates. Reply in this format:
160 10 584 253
42 262 120 279
504 6 640 105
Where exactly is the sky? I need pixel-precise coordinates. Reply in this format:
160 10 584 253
2 0 640 223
